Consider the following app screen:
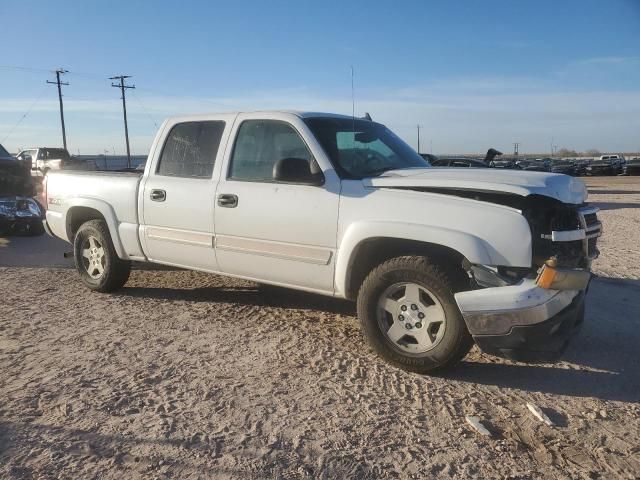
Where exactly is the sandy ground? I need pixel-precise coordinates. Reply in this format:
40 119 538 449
0 176 639 479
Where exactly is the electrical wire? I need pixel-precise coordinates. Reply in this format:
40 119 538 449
1 85 49 144
130 89 160 129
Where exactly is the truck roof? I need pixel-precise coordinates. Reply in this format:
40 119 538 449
164 110 360 122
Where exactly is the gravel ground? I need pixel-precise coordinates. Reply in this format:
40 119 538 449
0 176 639 479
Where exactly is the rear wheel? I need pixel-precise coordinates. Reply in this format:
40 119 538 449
357 256 472 373
73 219 130 292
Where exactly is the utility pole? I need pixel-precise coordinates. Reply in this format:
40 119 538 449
110 75 135 168
416 125 421 153
513 142 520 156
47 68 69 150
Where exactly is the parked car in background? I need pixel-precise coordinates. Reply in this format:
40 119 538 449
570 159 588 177
431 157 488 168
516 158 551 172
0 195 45 236
419 153 438 164
0 143 34 196
43 110 601 372
490 158 520 169
0 143 42 235
623 157 640 175
550 159 577 176
586 155 622 176
16 147 70 178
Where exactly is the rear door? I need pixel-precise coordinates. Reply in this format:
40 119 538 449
140 115 235 271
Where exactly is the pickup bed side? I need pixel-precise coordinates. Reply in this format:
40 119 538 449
45 171 145 260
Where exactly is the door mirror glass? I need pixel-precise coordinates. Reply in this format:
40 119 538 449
273 157 324 185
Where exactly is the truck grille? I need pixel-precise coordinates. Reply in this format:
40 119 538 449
578 206 602 260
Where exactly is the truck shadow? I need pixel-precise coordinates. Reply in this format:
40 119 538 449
120 283 356 316
119 277 638 403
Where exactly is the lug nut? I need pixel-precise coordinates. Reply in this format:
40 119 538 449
418 312 425 319
398 315 405 321
405 324 413 330
411 304 418 310
415 322 423 328
401 305 407 311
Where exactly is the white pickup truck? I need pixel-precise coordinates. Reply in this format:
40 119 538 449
43 111 602 372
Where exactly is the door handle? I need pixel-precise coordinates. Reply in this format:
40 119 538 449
217 193 238 208
150 189 166 202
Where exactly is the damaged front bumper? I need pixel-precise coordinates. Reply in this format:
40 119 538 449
455 274 589 363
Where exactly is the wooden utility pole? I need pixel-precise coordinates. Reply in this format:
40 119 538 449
110 75 135 168
47 69 69 150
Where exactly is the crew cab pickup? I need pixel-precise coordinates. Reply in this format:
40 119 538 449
43 111 602 372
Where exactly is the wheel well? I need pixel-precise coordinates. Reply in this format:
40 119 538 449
345 237 469 300
66 207 106 242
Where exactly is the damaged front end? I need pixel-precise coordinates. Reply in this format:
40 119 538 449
455 195 602 363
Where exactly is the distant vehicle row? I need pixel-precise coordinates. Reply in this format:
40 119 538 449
423 154 633 176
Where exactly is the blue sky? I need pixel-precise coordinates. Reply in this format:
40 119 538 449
1 0 639 155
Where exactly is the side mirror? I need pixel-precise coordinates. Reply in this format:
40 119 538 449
273 158 324 186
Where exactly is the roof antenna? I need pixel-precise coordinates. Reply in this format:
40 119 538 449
351 65 355 119
351 66 356 144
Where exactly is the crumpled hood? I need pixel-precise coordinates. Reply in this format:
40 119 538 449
363 168 587 204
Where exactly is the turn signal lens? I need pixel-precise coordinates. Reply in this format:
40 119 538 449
536 265 558 289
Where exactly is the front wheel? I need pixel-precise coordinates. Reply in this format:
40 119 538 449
357 256 473 373
73 219 131 292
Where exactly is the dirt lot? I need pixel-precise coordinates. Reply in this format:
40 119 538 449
1 177 639 479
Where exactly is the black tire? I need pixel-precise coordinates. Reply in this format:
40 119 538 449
357 256 473 373
73 219 131 292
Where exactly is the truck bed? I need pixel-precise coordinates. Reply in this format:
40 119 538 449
44 170 144 257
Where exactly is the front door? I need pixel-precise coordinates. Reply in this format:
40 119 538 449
214 116 340 294
141 117 233 271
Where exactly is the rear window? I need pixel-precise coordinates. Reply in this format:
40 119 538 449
42 148 70 160
157 121 225 178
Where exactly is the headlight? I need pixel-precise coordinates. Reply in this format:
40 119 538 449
15 198 41 218
27 199 41 216
0 203 14 216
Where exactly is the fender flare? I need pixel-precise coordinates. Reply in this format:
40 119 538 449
64 197 127 259
334 221 495 297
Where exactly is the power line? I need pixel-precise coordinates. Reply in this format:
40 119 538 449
1 85 48 144
47 68 69 150
110 75 135 169
131 89 160 130
0 65 53 73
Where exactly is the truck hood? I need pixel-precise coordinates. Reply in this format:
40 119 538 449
363 168 587 204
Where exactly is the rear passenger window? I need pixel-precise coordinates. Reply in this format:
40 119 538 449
229 120 313 182
157 121 225 178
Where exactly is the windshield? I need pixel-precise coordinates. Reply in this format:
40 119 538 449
0 144 11 157
304 117 429 178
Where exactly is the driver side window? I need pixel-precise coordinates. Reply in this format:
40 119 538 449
229 120 313 182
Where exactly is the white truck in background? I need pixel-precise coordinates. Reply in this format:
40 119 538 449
16 147 70 178
42 111 602 372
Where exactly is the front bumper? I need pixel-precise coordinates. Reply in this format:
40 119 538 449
455 277 587 363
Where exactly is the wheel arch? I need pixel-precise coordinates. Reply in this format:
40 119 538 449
336 222 493 300
65 199 127 259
